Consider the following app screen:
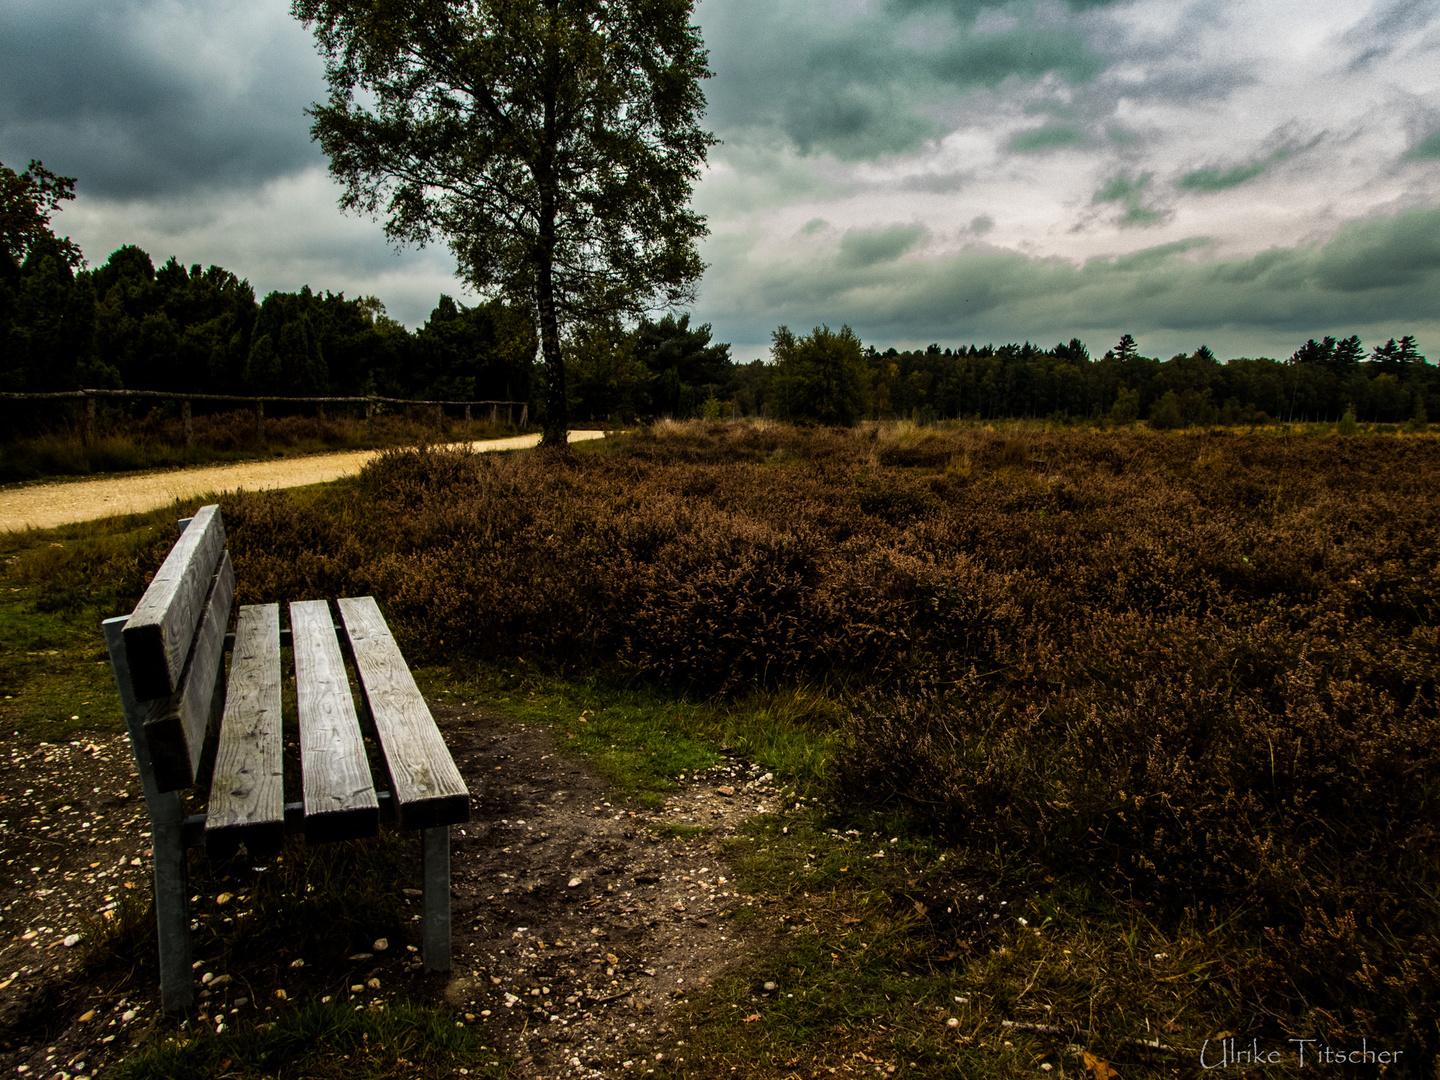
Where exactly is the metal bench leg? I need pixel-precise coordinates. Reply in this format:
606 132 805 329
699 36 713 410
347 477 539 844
151 805 193 1011
104 617 194 1012
421 825 451 973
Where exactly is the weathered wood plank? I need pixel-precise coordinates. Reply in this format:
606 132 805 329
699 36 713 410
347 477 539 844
144 551 234 791
292 599 379 843
124 504 227 701
337 596 469 830
206 604 284 857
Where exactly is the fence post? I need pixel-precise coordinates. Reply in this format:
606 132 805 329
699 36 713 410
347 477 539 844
83 393 96 445
181 399 192 448
317 403 325 422
366 399 374 434
520 403 528 428
255 400 265 443
491 403 498 426
464 403 471 434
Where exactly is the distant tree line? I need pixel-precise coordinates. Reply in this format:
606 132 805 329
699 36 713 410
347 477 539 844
2 161 736 432
582 324 1434 428
2 232 537 406
4 159 1433 431
850 331 1435 427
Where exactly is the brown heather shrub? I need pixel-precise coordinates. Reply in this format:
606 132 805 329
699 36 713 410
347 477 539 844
203 426 1440 1056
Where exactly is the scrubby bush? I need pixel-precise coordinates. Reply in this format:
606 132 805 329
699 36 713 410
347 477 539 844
768 325 871 426
207 423 1440 1053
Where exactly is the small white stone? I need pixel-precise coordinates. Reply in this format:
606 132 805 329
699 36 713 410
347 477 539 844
568 877 582 888
373 938 389 952
62 934 81 948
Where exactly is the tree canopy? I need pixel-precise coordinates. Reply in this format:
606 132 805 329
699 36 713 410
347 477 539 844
292 0 716 446
769 324 871 426
1 159 82 274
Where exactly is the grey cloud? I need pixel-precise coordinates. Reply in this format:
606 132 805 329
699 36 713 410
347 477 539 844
698 205 1440 354
1312 209 1440 291
900 169 977 194
1407 129 1440 160
0 0 325 198
1344 0 1440 69
1177 161 1267 192
1009 124 1085 153
1091 172 1167 227
699 0 1106 160
839 225 926 267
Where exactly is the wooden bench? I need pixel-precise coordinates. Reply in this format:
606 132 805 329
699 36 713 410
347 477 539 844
101 504 469 1013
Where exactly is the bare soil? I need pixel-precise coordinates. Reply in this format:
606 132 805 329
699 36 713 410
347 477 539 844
0 701 786 1079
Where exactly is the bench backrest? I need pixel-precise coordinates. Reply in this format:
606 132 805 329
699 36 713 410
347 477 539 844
122 504 234 791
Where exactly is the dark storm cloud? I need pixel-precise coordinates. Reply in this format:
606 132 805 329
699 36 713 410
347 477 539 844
0 0 325 198
702 205 1440 349
699 0 1106 160
839 224 927 267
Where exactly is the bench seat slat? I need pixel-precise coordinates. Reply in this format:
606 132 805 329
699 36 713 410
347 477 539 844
337 596 469 830
292 599 379 843
144 550 234 791
124 504 227 701
206 604 284 856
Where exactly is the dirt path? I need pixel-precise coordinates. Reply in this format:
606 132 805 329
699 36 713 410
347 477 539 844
0 704 792 1080
0 430 607 533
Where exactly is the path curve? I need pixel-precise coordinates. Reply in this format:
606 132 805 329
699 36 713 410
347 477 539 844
0 430 606 532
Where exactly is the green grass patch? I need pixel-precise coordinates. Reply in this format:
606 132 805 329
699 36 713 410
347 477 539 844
0 505 196 741
413 666 839 808
110 998 512 1080
665 810 1264 1079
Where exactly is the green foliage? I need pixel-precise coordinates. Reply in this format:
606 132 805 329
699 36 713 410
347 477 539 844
631 312 731 418
1147 388 1184 429
1408 391 1429 432
1338 402 1359 436
112 999 505 1080
565 312 731 422
1108 385 1139 425
412 295 535 403
0 234 97 393
769 324 872 425
293 0 716 446
562 319 649 423
0 159 81 271
248 288 328 395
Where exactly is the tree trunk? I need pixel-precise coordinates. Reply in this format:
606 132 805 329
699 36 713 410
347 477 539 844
537 5 567 450
538 256 566 448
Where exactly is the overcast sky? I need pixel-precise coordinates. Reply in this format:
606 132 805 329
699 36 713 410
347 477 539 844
4 0 1439 363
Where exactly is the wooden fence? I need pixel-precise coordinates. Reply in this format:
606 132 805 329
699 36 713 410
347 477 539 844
0 389 529 445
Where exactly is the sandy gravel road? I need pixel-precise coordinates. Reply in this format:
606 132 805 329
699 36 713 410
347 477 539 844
0 429 606 532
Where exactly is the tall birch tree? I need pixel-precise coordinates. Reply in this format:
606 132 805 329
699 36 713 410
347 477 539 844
292 0 714 446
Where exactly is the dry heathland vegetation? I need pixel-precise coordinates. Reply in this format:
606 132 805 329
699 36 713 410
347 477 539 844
3 419 1435 1076
217 421 1438 1052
